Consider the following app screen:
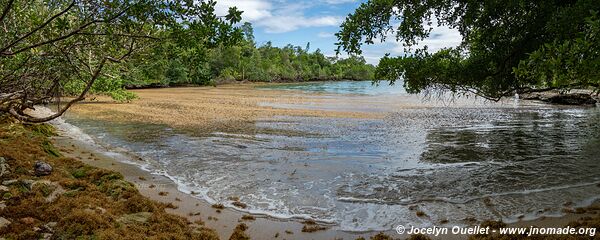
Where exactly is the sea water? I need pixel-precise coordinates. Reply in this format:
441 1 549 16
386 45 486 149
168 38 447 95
62 81 600 231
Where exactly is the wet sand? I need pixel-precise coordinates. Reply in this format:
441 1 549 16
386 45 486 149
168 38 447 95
53 84 599 239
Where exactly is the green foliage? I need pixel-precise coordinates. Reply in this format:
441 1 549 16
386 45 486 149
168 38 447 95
28 124 57 137
1 0 243 120
205 38 376 82
108 89 137 103
515 12 600 93
42 140 61 157
122 23 376 86
337 0 600 100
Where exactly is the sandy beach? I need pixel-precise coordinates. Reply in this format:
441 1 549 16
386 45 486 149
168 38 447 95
51 83 600 239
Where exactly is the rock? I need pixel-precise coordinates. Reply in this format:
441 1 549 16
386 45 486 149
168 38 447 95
2 179 34 190
546 93 597 105
34 161 53 176
0 157 9 178
1 179 17 186
0 201 6 210
44 184 65 203
0 217 11 229
41 233 52 240
0 186 8 192
96 207 107 214
43 222 57 233
117 212 152 225
524 92 597 105
31 180 62 202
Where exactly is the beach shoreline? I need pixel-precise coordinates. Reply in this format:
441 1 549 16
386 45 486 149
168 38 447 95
49 122 600 240
45 83 600 239
50 129 396 240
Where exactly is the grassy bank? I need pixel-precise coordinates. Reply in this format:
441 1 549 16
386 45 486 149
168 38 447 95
0 118 250 240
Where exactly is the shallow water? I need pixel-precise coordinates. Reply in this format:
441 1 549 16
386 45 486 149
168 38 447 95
63 81 600 231
258 80 407 96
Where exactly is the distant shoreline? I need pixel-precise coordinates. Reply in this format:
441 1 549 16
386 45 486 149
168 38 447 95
122 80 600 107
124 78 372 90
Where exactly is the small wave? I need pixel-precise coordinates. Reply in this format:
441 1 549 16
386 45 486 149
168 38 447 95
461 181 600 204
339 181 600 206
39 107 338 227
32 106 96 144
139 162 341 225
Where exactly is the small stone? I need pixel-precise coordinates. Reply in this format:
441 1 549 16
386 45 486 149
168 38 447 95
0 217 10 229
34 161 53 176
0 157 9 177
2 180 17 186
96 207 107 214
45 185 65 203
41 233 52 240
0 186 8 192
0 201 6 210
43 222 57 233
1 179 33 189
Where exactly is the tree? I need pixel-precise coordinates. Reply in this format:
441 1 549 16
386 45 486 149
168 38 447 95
0 0 242 122
336 0 600 100
208 24 375 83
241 22 255 44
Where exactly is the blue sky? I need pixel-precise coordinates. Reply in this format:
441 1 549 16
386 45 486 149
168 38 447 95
215 0 462 65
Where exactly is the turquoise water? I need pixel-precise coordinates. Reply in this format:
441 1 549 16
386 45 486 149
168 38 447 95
258 80 407 95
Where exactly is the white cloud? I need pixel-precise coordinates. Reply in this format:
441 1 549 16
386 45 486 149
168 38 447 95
323 0 356 4
365 19 462 56
317 32 334 38
392 25 462 53
215 0 343 33
354 19 462 65
259 15 342 33
215 0 273 22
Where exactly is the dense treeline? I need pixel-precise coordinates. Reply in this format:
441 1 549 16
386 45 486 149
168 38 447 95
1 0 375 120
208 41 375 83
120 22 375 88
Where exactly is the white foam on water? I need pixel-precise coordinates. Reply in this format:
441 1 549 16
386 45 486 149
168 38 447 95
32 106 96 145
39 110 340 225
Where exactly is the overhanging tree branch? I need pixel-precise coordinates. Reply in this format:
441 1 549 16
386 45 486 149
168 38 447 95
7 57 107 123
0 0 75 54
1 6 130 57
0 0 14 24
